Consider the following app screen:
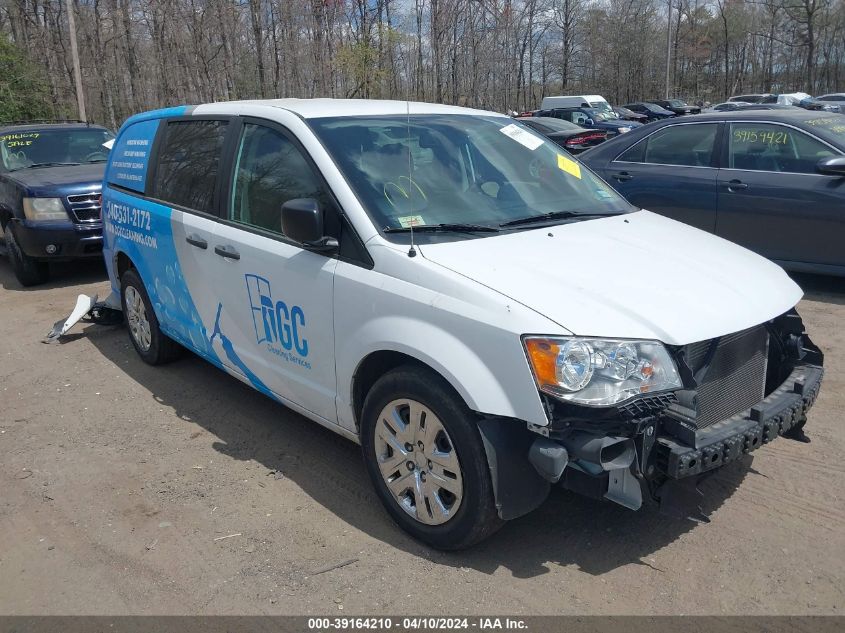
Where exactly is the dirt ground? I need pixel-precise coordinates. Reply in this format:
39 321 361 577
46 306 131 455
0 257 842 616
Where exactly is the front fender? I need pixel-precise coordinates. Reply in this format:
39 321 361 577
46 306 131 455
335 314 548 431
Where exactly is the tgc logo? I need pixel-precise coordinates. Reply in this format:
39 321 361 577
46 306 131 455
245 274 308 357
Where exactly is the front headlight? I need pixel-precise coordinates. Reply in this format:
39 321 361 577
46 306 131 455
523 336 682 406
23 197 67 222
618 126 632 133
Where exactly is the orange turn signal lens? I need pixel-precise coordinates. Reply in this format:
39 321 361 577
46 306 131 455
524 338 560 388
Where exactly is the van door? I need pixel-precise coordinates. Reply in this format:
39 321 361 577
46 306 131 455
139 118 230 360
208 119 339 423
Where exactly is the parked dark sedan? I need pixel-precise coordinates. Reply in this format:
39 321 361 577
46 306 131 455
650 99 701 115
534 107 642 137
516 116 607 153
579 110 845 275
622 102 676 122
613 106 649 123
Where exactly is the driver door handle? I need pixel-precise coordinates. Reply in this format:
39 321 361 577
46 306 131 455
726 179 748 191
612 171 632 182
185 234 208 250
214 244 240 260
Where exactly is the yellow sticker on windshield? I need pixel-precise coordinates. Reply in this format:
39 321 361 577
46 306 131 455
557 154 581 179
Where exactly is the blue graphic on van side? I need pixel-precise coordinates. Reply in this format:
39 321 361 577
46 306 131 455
245 274 310 366
103 186 219 366
209 302 274 397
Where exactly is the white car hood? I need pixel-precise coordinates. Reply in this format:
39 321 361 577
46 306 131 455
418 210 802 345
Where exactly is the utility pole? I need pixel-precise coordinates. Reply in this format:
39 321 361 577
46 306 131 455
65 0 87 122
665 0 672 99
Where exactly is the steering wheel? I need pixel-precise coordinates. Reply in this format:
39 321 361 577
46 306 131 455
84 151 108 162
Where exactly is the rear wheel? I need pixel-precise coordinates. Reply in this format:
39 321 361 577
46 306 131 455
4 224 49 287
361 365 503 549
120 268 181 365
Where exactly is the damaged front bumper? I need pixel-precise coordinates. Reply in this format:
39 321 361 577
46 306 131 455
657 363 822 479
525 311 824 520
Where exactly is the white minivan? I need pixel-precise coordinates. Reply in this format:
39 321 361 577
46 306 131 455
541 94 614 115
101 99 824 549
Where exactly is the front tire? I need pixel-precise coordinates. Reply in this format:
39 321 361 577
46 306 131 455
120 268 181 365
4 224 49 287
361 365 503 549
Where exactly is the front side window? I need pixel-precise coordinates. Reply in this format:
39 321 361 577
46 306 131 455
728 123 836 174
153 120 228 214
310 114 631 236
618 123 717 167
229 123 328 236
0 127 113 171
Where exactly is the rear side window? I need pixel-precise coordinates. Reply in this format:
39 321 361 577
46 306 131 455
153 120 228 213
618 124 717 167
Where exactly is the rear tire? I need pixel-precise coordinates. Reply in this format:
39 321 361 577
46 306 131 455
4 224 49 287
120 267 181 365
361 365 504 549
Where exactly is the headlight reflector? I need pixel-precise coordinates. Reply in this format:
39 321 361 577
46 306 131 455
23 197 67 222
524 336 682 406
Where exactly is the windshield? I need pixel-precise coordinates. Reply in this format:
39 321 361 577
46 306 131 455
310 114 631 236
668 99 687 107
583 108 609 121
588 101 614 114
0 128 114 171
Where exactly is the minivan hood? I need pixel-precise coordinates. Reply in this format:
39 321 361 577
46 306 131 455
418 210 802 345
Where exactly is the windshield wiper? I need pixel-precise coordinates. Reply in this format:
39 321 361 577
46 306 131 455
384 223 499 234
500 210 623 228
27 162 82 168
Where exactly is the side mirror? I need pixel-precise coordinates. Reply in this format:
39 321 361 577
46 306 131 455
280 198 338 253
816 156 845 176
585 118 594 126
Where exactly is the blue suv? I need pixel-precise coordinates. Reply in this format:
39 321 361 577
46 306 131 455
0 121 114 285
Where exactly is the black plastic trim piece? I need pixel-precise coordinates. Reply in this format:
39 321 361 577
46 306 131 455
656 364 823 479
477 417 551 521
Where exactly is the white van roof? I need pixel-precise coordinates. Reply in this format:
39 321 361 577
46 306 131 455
193 98 502 119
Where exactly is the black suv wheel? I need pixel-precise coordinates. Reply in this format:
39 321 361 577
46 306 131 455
4 223 49 286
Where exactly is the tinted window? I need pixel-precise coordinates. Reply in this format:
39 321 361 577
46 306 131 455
728 123 836 174
229 123 327 236
629 124 717 166
154 120 228 213
618 124 717 166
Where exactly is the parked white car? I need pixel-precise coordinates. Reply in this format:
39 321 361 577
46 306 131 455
98 99 824 548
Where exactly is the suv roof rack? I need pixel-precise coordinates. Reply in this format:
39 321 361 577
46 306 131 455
0 119 90 126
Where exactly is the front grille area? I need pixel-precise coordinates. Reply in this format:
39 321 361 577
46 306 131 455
67 192 101 223
683 325 769 428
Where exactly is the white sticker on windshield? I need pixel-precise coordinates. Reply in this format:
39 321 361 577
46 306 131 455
398 215 425 228
499 124 544 150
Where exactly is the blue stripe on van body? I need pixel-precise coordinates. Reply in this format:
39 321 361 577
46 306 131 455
102 186 221 367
